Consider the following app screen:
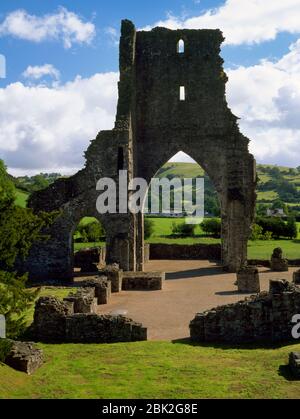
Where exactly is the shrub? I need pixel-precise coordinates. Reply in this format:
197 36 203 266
250 224 273 241
256 216 297 239
201 218 221 238
76 221 104 243
250 224 263 241
84 222 104 242
172 222 196 237
144 218 154 240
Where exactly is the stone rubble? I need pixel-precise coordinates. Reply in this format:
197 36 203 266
32 295 147 344
4 341 44 375
190 280 300 344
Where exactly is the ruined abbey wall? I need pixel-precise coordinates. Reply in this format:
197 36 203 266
24 20 256 282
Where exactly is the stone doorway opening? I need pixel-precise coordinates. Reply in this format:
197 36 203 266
142 152 222 266
73 217 106 275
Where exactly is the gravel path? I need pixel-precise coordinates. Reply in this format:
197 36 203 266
97 260 298 341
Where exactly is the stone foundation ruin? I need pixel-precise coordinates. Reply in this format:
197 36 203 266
21 19 256 283
32 295 147 344
190 280 300 344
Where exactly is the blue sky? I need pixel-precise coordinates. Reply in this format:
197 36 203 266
1 0 298 87
0 0 300 175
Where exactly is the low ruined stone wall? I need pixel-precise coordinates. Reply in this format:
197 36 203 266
190 280 300 344
122 272 165 291
149 244 221 260
32 296 147 343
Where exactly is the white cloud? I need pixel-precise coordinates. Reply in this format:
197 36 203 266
144 0 300 45
0 73 119 174
105 27 119 46
0 7 96 48
23 64 60 81
226 39 300 166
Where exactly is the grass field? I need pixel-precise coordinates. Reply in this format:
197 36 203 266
146 217 300 259
0 286 299 399
74 217 300 260
1 341 300 399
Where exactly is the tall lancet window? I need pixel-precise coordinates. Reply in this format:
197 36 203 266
177 39 185 54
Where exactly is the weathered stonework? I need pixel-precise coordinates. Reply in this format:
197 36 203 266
271 248 289 272
236 265 260 294
32 296 147 343
122 272 165 291
289 352 300 379
150 243 221 261
74 248 101 273
23 19 256 282
99 265 123 293
293 269 300 285
190 280 300 343
4 341 44 375
64 288 98 313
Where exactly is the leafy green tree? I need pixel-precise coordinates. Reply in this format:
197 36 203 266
256 204 269 217
0 160 57 338
286 216 298 240
75 221 105 243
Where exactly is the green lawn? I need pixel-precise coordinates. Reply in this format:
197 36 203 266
1 341 300 399
15 189 28 208
73 217 300 259
1 266 300 399
146 217 300 259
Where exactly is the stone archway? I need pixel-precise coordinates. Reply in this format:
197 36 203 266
25 19 256 282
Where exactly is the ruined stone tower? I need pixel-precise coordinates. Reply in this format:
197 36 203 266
26 20 256 281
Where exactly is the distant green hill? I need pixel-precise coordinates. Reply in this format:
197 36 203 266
156 162 300 214
12 163 300 213
156 162 205 179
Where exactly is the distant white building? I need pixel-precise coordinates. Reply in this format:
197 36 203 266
267 208 285 217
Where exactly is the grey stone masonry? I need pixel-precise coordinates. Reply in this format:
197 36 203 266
122 272 165 291
65 314 147 343
74 247 100 273
293 270 300 285
99 265 123 293
32 296 147 343
4 341 44 375
236 265 260 294
190 280 300 344
64 288 98 314
78 276 112 305
23 19 256 282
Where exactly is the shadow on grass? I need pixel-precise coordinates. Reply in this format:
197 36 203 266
171 337 300 351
